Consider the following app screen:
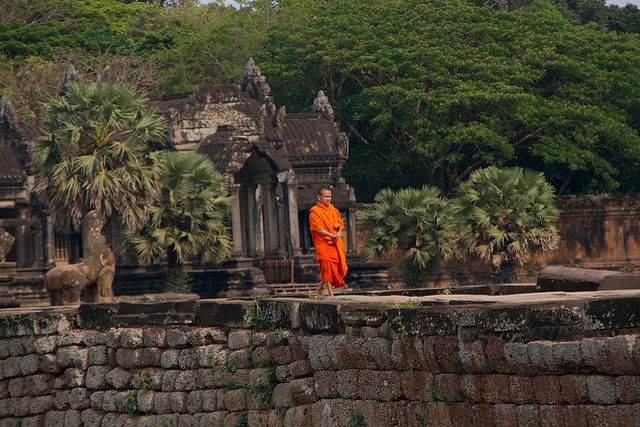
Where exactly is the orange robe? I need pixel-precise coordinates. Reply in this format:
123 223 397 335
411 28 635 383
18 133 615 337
309 202 348 288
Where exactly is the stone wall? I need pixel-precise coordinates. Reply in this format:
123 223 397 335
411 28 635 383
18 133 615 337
1 291 640 426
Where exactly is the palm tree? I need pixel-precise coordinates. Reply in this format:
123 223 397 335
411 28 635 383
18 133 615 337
121 151 233 287
32 81 166 231
454 166 560 283
361 186 459 286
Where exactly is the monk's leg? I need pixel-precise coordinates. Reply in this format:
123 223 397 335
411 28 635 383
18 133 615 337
326 282 334 296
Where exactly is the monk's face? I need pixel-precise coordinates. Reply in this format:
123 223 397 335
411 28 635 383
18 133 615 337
318 190 332 206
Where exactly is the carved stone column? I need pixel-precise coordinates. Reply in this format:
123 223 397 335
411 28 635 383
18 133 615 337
279 171 301 257
254 184 265 258
229 180 244 257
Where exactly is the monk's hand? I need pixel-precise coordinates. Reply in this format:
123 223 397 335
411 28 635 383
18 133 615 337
333 223 341 230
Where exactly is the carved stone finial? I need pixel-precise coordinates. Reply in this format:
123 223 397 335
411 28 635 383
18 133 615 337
240 58 271 101
0 96 15 133
59 64 82 95
312 90 335 121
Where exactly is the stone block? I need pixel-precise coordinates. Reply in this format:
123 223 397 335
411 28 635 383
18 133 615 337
186 390 202 414
56 347 88 370
416 336 442 373
143 327 167 348
8 377 24 398
228 330 250 350
458 338 490 374
508 376 535 404
284 404 313 427
433 335 459 374
451 402 495 426
34 336 56 355
584 296 640 331
29 395 55 414
537 265 617 292
81 331 106 347
56 331 85 347
527 341 558 373
434 373 464 403
587 375 618 404
289 378 317 405
581 338 608 372
333 335 376 370
154 392 172 414
8 339 25 357
317 370 358 399
311 399 357 426
169 391 187 413
119 328 144 348
160 349 180 369
288 335 307 361
80 408 103 427
425 402 453 427
481 375 510 404
563 405 588 426
493 403 518 427
87 346 107 366
504 342 535 375
63 409 82 427
166 328 189 348
299 301 343 334
224 388 247 412
175 370 197 391
161 370 179 392
68 388 90 410
515 404 540 426
289 360 312 379
539 404 565 426
64 368 85 388
88 391 103 410
358 370 403 401
140 347 161 367
200 389 217 412
459 374 483 403
533 375 562 404
178 348 199 370
227 349 252 370
604 335 638 375
354 399 407 426
617 376 640 403
197 344 228 367
86 366 111 390
401 370 433 402
196 300 250 328
105 367 130 389
260 300 301 330
252 344 292 368
189 328 226 346
136 390 155 413
559 375 590 404
367 338 394 371
115 348 143 369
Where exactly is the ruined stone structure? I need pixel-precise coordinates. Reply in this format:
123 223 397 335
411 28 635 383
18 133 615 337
1 290 640 425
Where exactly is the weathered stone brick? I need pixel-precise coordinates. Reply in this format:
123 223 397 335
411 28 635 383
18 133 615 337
504 342 534 375
34 336 56 355
82 331 106 347
527 341 559 373
212 369 234 388
169 391 188 413
434 336 460 374
289 378 317 405
56 346 88 370
68 387 90 410
44 411 66 426
56 331 85 347
228 330 250 350
288 360 312 379
189 328 226 346
13 396 32 417
563 404 589 426
426 402 453 427
581 338 607 371
224 388 247 412
252 345 292 367
143 327 167 348
516 404 540 426
311 399 357 426
100 390 121 412
105 367 130 389
533 375 563 404
401 370 433 402
358 370 403 401
315 370 358 399
539 404 565 426
433 373 463 403
617 375 640 403
304 336 334 371
115 348 142 369
80 408 103 427
459 338 490 374
8 377 25 398
178 348 199 370
288 335 307 361
494 403 518 427
137 389 154 413
86 366 111 390
481 374 510 403
193 412 227 425
333 336 377 370
87 346 107 366
64 368 85 388
197 344 228 367
161 370 179 392
284 405 313 427
367 338 394 371
587 375 618 404
26 374 54 397
605 335 638 375
272 382 294 409
354 399 407 427
89 391 103 410
63 409 82 427
390 339 407 371
451 402 495 427
37 353 58 373
507 375 534 404
166 328 189 348
186 390 202 414
29 395 55 414
160 349 180 369
459 374 483 403
0 397 11 417
552 341 582 372
559 375 590 404
140 347 161 367
200 389 217 412
227 349 252 370
119 328 144 349
3 357 21 378
154 392 172 414
175 370 197 391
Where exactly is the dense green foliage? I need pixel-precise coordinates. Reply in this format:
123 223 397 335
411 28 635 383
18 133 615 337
121 151 233 266
5 0 640 202
455 166 560 282
32 82 166 230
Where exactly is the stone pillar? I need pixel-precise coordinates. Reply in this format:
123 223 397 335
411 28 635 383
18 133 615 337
254 184 265 257
229 180 244 257
279 171 301 258
44 214 56 267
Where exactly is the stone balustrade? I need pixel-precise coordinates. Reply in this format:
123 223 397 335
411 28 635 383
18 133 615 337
1 290 640 426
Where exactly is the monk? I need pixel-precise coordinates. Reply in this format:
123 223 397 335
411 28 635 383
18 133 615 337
309 186 348 297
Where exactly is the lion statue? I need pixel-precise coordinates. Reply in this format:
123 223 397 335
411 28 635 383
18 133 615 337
45 210 115 305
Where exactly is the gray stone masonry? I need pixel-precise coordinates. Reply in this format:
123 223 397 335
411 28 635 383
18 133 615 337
1 290 640 425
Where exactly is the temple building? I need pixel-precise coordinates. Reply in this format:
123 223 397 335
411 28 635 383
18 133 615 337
0 59 362 303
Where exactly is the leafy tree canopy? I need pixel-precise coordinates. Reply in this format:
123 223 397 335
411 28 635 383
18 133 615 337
257 0 640 200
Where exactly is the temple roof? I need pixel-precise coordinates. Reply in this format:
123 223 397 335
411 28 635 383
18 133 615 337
0 145 26 185
282 114 347 163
